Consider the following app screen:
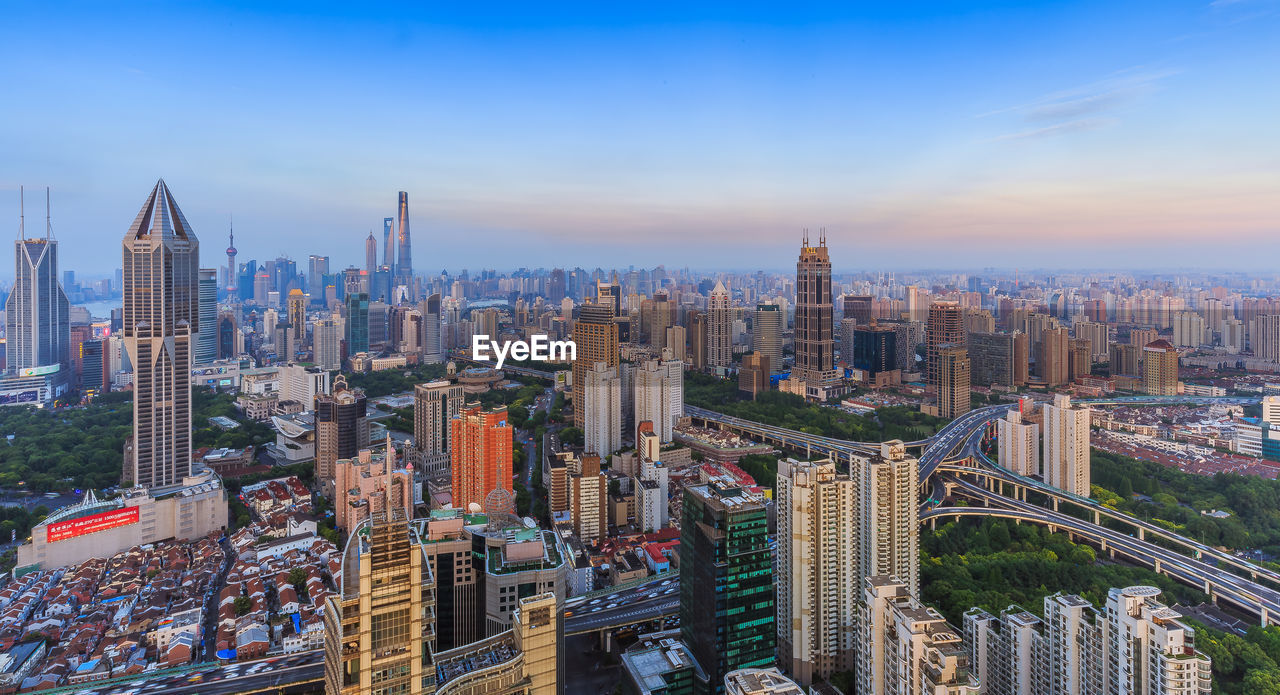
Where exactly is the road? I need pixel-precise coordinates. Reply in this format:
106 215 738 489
564 576 680 635
50 651 322 695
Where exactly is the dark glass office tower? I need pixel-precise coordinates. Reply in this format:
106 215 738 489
680 482 775 695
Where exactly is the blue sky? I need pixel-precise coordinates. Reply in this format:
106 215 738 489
1 1 1277 276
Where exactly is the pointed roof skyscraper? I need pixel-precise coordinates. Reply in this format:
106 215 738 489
128 179 196 241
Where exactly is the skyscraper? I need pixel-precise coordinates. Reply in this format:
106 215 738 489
312 316 342 370
852 324 897 377
364 231 377 275
936 345 970 419
413 379 463 477
926 301 964 388
450 404 513 512
382 216 395 271
344 292 369 355
1101 586 1213 695
194 268 218 365
314 375 370 490
681 482 775 695
753 303 783 375
998 407 1039 477
842 294 873 324
1042 394 1090 497
859 577 979 695
323 470 433 695
856 441 919 595
572 303 619 426
287 288 307 350
775 458 857 686
307 254 329 305
1142 339 1179 396
707 281 732 371
1037 326 1070 387
968 331 1015 388
396 191 412 280
5 188 71 384
633 358 684 443
122 180 199 489
793 232 841 398
582 362 622 457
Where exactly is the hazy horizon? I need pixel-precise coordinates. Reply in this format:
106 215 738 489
3 2 1278 274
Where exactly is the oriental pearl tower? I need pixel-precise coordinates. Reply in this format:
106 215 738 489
225 219 238 293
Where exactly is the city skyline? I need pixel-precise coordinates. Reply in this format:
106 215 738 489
3 2 1278 273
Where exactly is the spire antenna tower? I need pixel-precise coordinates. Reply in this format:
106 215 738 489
45 187 52 239
17 185 24 240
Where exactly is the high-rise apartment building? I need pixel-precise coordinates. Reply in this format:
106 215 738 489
572 303 619 426
414 380 464 477
681 482 775 695
753 303 782 374
856 441 919 595
1130 327 1159 349
1073 320 1110 361
1253 315 1280 362
858 576 979 695
967 585 1214 695
314 376 371 490
793 233 842 397
569 453 607 544
122 180 199 489
1142 339 1179 396
997 408 1039 477
936 345 970 419
775 458 857 686
313 317 342 370
707 281 732 370
926 302 964 388
634 358 683 443
582 362 622 457
1067 338 1091 382
449 404 513 512
968 331 1014 387
1012 332 1030 386
1037 327 1069 387
1103 587 1212 695
1042 394 1090 497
